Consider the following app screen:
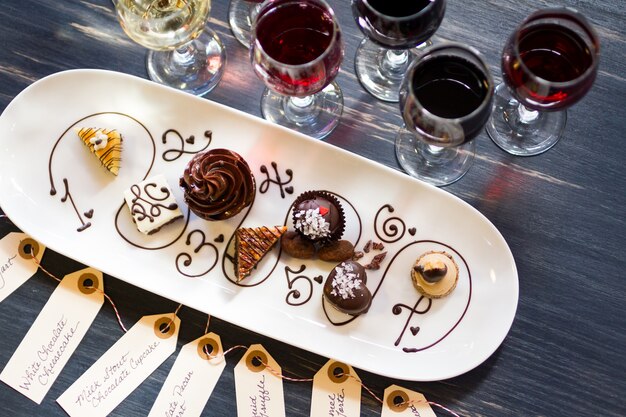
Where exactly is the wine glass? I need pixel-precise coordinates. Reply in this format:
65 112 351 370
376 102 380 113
250 0 344 140
486 8 600 156
229 0 264 48
351 0 446 102
114 0 226 96
395 43 494 186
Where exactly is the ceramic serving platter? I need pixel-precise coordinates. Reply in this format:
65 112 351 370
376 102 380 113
0 69 518 381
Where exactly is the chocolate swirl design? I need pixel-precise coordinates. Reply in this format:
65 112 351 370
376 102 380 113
180 149 256 221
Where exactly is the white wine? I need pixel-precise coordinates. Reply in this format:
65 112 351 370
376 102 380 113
116 0 210 50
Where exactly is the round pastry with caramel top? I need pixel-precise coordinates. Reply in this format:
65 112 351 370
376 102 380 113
292 190 345 243
411 251 459 299
180 149 255 221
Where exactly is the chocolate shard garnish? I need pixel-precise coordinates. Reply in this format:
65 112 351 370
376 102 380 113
234 225 287 281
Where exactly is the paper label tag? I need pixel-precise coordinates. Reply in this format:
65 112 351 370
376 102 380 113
381 385 437 417
234 344 285 417
0 267 104 404
310 359 361 417
57 313 180 417
0 233 46 303
148 332 226 417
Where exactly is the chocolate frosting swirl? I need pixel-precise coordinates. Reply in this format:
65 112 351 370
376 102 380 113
180 149 255 221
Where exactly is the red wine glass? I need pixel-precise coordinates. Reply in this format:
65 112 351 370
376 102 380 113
395 43 494 186
352 0 446 102
250 0 344 140
486 8 600 156
229 0 264 48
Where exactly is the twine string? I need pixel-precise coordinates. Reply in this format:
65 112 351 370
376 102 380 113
160 303 183 334
27 247 128 333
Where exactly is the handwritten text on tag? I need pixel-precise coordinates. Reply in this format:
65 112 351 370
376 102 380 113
0 233 45 303
234 344 285 417
0 268 104 404
57 314 180 417
148 332 226 417
310 359 361 417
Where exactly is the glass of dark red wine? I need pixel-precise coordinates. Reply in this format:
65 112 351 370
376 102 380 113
395 43 494 186
486 8 600 156
250 0 344 140
351 0 446 102
228 0 264 48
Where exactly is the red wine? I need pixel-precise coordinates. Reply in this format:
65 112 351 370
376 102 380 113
406 55 492 143
365 0 431 18
353 0 445 48
252 1 343 96
502 18 598 110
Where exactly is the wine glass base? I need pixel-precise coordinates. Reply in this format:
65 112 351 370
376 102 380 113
229 0 258 48
354 38 428 103
395 126 476 187
486 84 567 156
146 27 226 97
261 82 344 140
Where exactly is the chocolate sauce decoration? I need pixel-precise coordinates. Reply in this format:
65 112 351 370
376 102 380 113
284 265 314 306
48 112 156 236
259 162 293 199
374 204 407 243
393 296 432 347
60 178 92 232
129 182 178 223
176 230 219 278
161 129 212 162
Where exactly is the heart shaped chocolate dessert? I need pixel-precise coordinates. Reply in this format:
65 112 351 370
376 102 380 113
323 260 372 316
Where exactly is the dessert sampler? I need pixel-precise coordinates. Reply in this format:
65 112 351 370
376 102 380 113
76 125 459 323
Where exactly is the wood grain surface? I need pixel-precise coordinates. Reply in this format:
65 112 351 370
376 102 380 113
1 0 625 416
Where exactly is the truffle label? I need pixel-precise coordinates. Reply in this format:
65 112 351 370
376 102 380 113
310 360 361 417
57 314 180 417
148 333 226 417
234 345 285 417
0 233 45 303
0 268 103 404
380 385 436 417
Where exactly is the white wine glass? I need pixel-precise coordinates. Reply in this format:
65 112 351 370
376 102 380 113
114 0 226 96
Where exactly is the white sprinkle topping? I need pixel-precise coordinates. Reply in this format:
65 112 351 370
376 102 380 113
330 262 361 300
294 208 330 239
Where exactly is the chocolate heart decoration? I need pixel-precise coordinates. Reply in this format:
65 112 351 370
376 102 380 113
408 227 416 236
314 275 323 284
84 209 94 218
410 326 420 336
185 135 195 144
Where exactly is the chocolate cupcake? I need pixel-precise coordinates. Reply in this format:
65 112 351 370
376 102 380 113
323 260 372 316
180 149 255 221
292 191 345 243
411 251 459 299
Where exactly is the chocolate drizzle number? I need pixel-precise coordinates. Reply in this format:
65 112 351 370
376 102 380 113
284 265 316 306
129 182 178 222
162 129 212 162
176 230 219 277
374 204 407 243
392 296 432 347
259 162 294 198
60 178 92 232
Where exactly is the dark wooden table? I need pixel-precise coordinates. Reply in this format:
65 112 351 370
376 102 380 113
1 0 625 416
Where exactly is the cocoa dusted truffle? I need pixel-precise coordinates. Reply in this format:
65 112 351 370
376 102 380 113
323 260 372 316
411 251 459 298
292 191 345 243
180 149 255 221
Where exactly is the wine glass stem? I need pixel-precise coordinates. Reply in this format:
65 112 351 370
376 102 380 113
517 104 539 124
283 95 317 124
426 144 445 157
173 44 194 66
382 49 409 73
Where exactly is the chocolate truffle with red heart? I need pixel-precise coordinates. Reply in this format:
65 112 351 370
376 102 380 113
323 260 372 316
292 190 345 243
